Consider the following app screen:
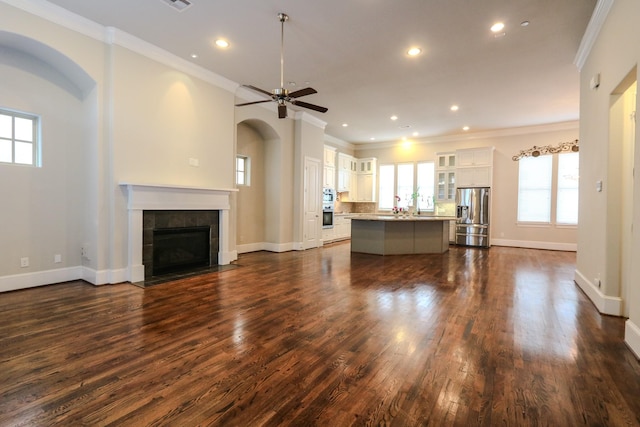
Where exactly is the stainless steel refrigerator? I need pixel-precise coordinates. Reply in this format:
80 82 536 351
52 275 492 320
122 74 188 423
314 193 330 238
455 187 490 247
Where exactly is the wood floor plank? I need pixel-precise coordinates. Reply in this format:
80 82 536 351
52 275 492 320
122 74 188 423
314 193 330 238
1 243 639 426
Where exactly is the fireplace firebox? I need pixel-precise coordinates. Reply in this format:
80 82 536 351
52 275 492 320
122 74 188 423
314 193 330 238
142 210 220 279
152 226 211 276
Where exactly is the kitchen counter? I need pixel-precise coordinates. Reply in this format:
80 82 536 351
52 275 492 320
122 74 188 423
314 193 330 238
350 214 456 221
351 215 453 255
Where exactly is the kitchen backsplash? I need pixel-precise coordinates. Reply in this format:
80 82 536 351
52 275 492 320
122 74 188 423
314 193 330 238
335 200 455 216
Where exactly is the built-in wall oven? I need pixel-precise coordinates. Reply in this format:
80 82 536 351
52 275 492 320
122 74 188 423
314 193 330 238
322 188 335 229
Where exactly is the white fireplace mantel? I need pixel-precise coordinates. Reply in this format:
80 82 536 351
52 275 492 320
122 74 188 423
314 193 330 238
120 182 238 283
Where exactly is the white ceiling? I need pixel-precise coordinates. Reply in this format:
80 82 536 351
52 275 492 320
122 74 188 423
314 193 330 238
43 0 596 144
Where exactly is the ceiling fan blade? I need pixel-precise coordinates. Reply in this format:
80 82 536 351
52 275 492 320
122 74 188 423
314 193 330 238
288 87 317 98
291 100 328 113
278 104 288 119
235 100 272 107
242 84 274 97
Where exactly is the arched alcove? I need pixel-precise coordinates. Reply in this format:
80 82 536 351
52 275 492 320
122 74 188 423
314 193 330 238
0 31 99 289
236 119 283 252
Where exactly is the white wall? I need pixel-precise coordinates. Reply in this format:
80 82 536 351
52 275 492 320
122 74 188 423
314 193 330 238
577 0 640 357
0 46 88 280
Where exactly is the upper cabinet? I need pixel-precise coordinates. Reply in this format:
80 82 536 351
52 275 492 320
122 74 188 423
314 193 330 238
324 146 336 167
323 146 337 189
456 147 493 167
358 158 376 174
437 153 456 169
337 153 356 193
356 157 377 202
455 147 494 187
436 152 456 201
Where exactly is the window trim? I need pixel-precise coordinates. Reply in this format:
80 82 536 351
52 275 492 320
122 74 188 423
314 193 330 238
377 160 435 213
235 154 250 186
0 108 41 167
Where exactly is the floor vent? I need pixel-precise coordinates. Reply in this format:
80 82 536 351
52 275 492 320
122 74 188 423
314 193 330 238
160 0 192 12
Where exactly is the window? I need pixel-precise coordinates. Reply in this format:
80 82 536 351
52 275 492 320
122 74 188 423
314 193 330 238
236 155 250 186
377 161 435 212
416 162 435 211
0 109 39 166
378 164 395 210
556 152 579 224
517 156 552 222
517 152 579 225
396 163 414 209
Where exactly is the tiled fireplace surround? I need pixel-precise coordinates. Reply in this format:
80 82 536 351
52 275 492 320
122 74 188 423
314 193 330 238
121 183 237 284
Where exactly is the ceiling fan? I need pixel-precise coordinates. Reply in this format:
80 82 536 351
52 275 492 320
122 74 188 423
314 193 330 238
235 13 328 119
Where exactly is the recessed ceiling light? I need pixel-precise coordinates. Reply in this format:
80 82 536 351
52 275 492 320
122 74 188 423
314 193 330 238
215 39 230 48
190 53 198 59
407 47 422 56
412 132 419 137
390 115 398 121
288 81 296 86
370 137 376 141
342 123 348 127
450 105 459 112
463 126 470 131
491 22 505 33
520 20 530 27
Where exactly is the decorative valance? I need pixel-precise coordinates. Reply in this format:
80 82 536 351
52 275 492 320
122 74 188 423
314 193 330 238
512 139 579 161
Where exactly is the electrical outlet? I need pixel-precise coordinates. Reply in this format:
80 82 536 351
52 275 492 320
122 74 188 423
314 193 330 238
20 257 29 268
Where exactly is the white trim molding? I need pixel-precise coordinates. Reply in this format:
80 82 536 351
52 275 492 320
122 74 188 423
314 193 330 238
120 183 238 283
574 269 623 316
625 320 640 360
491 239 577 252
574 0 615 71
0 266 83 293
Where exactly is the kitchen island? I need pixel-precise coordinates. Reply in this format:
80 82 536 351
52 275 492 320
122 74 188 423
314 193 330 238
350 215 455 255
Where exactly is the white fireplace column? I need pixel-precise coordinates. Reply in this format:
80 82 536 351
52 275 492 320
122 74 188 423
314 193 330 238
120 183 238 283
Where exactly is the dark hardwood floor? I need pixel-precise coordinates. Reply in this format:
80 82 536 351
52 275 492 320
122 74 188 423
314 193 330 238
1 242 640 426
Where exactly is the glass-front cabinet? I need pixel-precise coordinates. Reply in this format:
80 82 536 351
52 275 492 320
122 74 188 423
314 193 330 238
435 152 456 201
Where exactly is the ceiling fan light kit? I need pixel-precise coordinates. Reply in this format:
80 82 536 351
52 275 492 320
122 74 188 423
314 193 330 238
235 12 328 119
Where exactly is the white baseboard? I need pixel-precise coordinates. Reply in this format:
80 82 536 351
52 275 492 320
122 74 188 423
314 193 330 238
491 239 577 252
237 242 266 254
0 266 83 293
237 242 297 254
625 320 640 360
574 269 623 316
219 250 238 264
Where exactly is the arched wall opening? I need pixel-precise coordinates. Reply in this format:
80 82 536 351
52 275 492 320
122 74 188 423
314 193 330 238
236 119 283 252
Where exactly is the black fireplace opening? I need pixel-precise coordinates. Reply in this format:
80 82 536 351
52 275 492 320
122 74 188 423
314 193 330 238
153 226 211 276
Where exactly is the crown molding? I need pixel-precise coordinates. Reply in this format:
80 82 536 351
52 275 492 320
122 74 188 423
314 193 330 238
353 121 579 150
323 133 354 150
574 0 615 71
1 0 239 93
294 111 327 130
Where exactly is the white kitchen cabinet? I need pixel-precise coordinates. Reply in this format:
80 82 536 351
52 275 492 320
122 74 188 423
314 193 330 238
324 146 336 167
456 166 492 187
323 216 352 243
357 173 376 202
437 153 456 169
436 170 456 201
456 147 493 167
455 147 493 188
323 165 335 189
435 152 456 201
337 153 355 192
358 158 377 173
